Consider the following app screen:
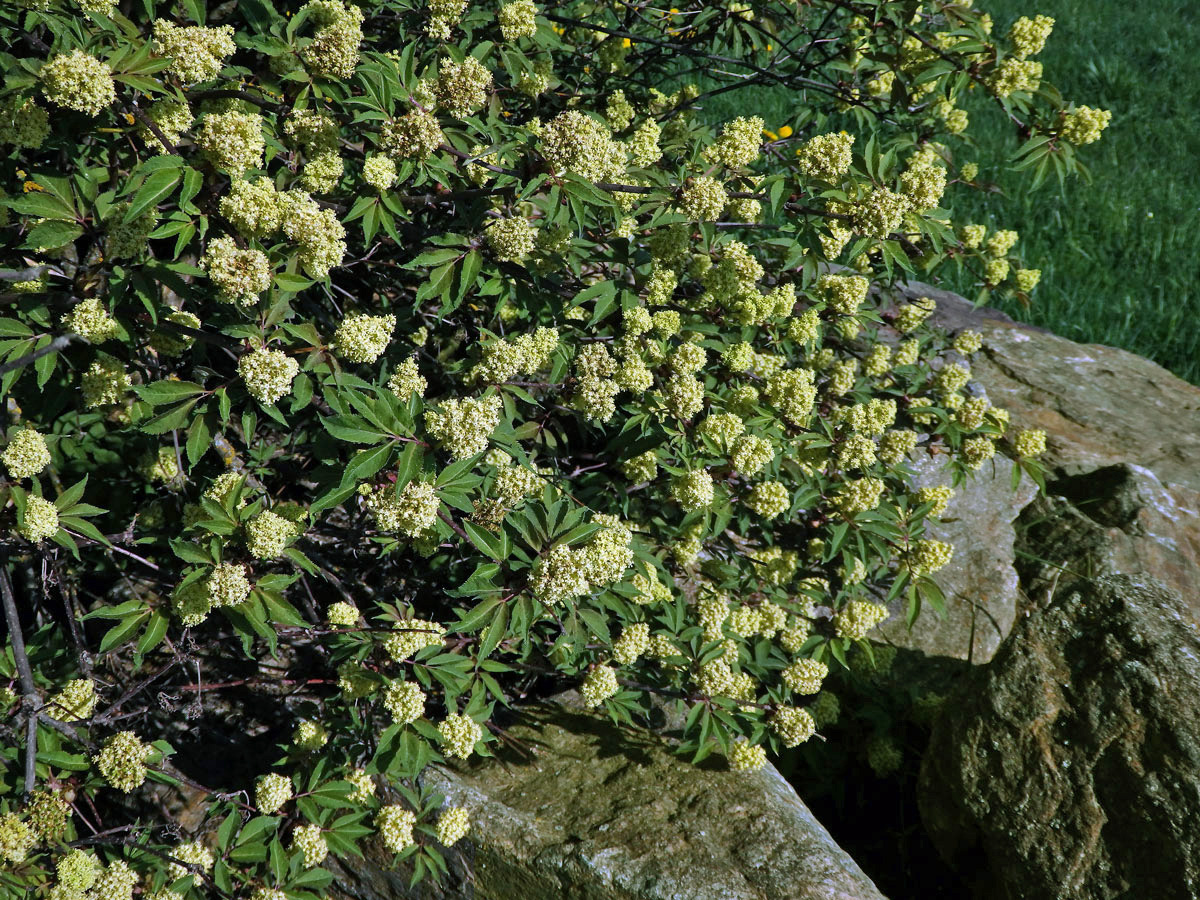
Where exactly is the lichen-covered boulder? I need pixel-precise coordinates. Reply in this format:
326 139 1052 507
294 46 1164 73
919 575 1200 900
329 697 888 900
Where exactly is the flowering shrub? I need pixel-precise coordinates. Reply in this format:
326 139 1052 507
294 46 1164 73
0 0 1098 896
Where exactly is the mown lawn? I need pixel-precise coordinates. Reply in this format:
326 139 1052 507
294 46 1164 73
701 0 1200 383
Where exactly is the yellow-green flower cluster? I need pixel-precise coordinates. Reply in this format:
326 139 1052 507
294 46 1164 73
539 111 625 182
900 158 947 211
771 706 816 748
834 599 888 640
363 155 397 192
346 768 376 803
498 0 537 40
436 56 493 119
571 343 620 422
612 622 650 665
729 740 767 772
705 116 764 168
915 485 954 516
782 658 827 695
765 368 817 425
746 481 789 519
24 790 70 841
1012 427 1047 457
245 510 299 559
333 313 395 364
140 446 179 485
425 394 503 458
250 888 288 900
834 476 885 516
20 495 59 542
196 109 264 174
894 296 936 333
581 665 619 706
854 185 909 239
621 449 658 484
986 229 1018 258
382 109 445 161
327 601 359 627
901 538 954 576
0 97 50 149
238 348 299 405
437 807 470 846
816 273 869 315
364 480 440 536
1061 106 1112 146
167 840 215 881
616 121 659 171
256 773 293 814
677 176 728 221
300 0 364 79
40 50 115 116
56 849 99 893
672 469 714 511
292 824 328 868
728 436 773 478
221 178 283 239
376 806 417 853
384 619 444 660
61 298 119 342
427 0 467 39
279 190 348 277
1016 268 1041 293
796 132 853 182
485 216 537 263
1 820 36 868
95 731 150 792
139 97 193 153
152 21 235 84
959 224 986 249
1008 15 1054 59
866 735 903 776
207 562 252 607
201 235 272 306
438 713 483 758
387 358 427 399
383 680 426 724
49 678 97 720
3 429 51 479
989 58 1042 97
293 720 328 751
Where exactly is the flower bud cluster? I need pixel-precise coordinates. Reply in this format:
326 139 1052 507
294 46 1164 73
2 429 51 479
388 358 427 398
20 495 59 543
62 298 120 342
196 110 265 174
40 51 115 116
782 658 828 695
334 314 396 364
671 470 714 511
539 111 625 183
292 824 328 868
746 481 789 519
0 98 49 149
581 665 619 706
425 394 503 458
795 131 853 182
202 236 272 306
207 562 252 607
381 109 445 161
728 740 767 771
677 176 727 221
256 773 293 814
833 599 888 640
612 622 649 664
436 56 493 119
300 1 364 79
704 116 763 168
1008 15 1054 59
901 538 954 576
50 678 97 720
385 618 445 660
95 731 150 792
383 680 426 724
1012 428 1047 457
1061 105 1112 146
152 21 235 84
438 713 483 758
485 216 537 263
771 706 816 748
376 806 416 853
239 348 299 405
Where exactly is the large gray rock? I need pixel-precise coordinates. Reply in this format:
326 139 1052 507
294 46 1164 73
875 281 1200 658
877 453 1036 662
331 697 887 900
919 575 1200 900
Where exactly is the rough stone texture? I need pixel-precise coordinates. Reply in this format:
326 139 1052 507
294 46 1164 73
895 279 1200 493
877 453 1037 662
919 575 1200 900
330 696 888 900
1016 464 1200 613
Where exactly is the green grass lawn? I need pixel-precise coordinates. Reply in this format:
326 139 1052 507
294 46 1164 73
702 0 1200 384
